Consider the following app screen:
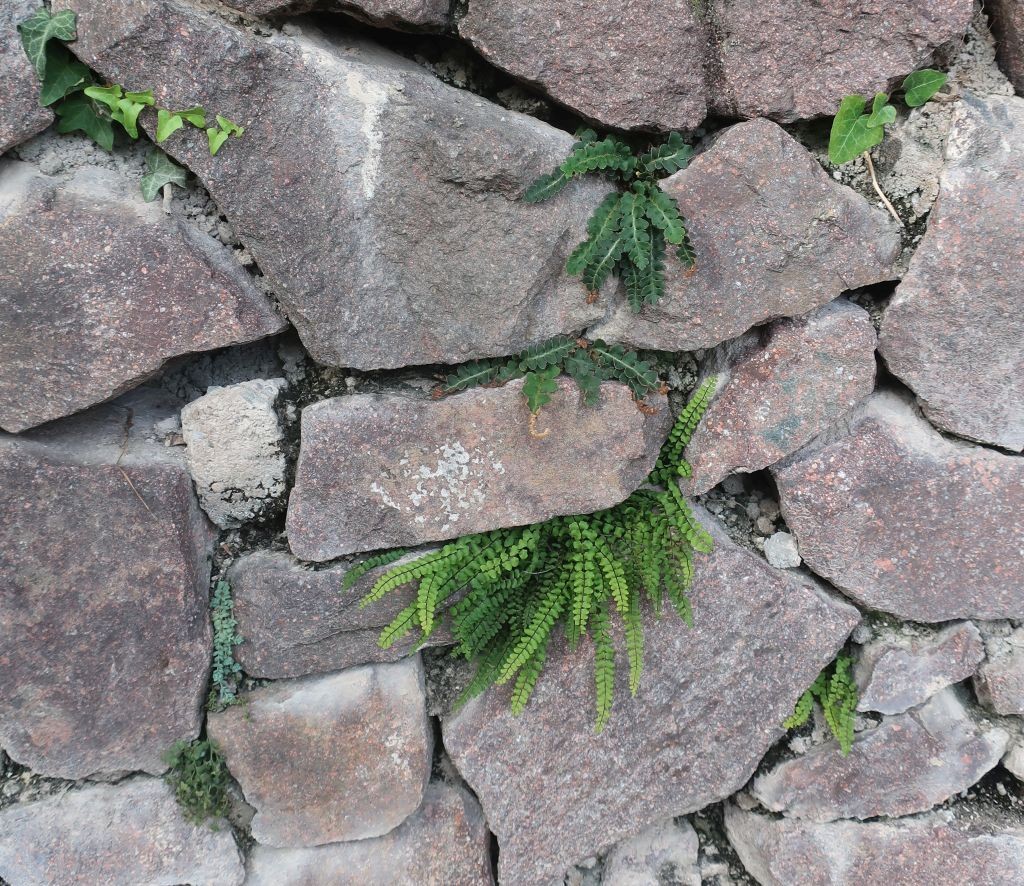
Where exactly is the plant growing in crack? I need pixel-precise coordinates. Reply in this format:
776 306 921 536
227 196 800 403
164 738 232 826
208 580 243 711
829 68 950 226
526 129 696 311
783 654 859 755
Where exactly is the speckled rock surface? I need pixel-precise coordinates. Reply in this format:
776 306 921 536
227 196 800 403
856 621 984 715
773 391 1024 621
286 378 670 561
0 390 214 779
683 300 877 496
990 0 1024 91
603 820 701 886
221 0 449 31
208 658 431 847
589 120 900 352
245 782 493 886
974 628 1024 716
880 93 1024 452
443 508 859 884
0 0 53 153
0 778 244 886
0 161 284 432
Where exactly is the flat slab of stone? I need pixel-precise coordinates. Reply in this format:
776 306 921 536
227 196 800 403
0 0 53 153
684 300 877 495
603 820 700 886
208 658 431 847
245 781 493 886
55 0 607 370
773 391 1024 621
0 390 214 779
228 549 452 679
286 378 669 561
589 120 899 352
0 161 284 432
442 508 859 884
880 93 1024 451
223 0 449 30
0 777 244 886
974 628 1024 715
991 0 1024 92
751 688 1007 822
725 804 1024 886
856 621 984 715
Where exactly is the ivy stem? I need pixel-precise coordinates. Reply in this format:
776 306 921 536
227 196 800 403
862 150 902 228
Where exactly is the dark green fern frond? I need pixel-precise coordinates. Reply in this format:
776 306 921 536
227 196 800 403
563 351 602 407
619 190 653 271
637 131 693 175
589 341 660 398
676 232 696 269
644 186 687 246
524 168 573 203
440 360 505 394
518 335 579 371
561 136 634 177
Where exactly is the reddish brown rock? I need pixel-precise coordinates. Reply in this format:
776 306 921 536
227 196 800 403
725 804 1024 886
208 658 431 847
0 390 214 779
0 161 284 432
751 689 1007 822
880 93 1024 452
773 391 1024 621
974 628 1024 716
0 1 53 153
228 549 452 679
286 378 669 561
245 782 493 886
442 509 859 885
590 120 900 352
0 778 244 886
684 300 876 496
991 0 1024 92
222 0 449 30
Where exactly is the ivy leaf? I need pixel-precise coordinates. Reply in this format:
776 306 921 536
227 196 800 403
112 98 146 139
83 84 122 112
207 127 230 155
177 106 207 127
902 69 948 107
563 352 602 406
124 89 155 106
216 114 244 136
18 8 78 79
828 95 883 165
55 92 113 151
140 149 187 202
156 109 184 143
522 366 560 414
864 92 896 128
38 44 90 106
524 167 571 203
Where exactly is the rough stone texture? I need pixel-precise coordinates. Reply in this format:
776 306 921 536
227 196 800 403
711 0 973 122
773 391 1024 621
0 160 284 432
603 820 700 886
1004 737 1024 782
880 93 1024 452
55 0 607 370
442 508 859 885
0 0 53 153
683 300 877 495
588 120 900 351
181 378 287 528
990 0 1024 92
974 628 1024 715
856 621 984 715
208 658 431 848
222 0 449 31
0 389 214 779
459 0 708 131
751 688 1007 822
763 532 801 570
725 804 1024 886
286 378 670 561
228 549 453 679
245 781 493 886
0 777 244 886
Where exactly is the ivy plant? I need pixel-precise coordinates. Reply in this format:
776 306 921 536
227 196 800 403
526 130 696 311
348 378 716 732
783 654 859 755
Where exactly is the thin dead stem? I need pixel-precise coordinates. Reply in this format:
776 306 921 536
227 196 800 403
862 150 902 228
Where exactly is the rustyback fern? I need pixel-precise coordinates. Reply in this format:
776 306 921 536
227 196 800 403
526 128 696 311
784 654 859 755
358 378 717 731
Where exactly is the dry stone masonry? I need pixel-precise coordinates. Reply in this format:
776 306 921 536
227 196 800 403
1 0 1023 883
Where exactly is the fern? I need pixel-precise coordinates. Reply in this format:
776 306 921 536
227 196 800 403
525 130 695 311
208 580 242 710
359 378 717 730
783 655 859 755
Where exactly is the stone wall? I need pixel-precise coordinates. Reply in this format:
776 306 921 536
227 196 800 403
1 1 1022 884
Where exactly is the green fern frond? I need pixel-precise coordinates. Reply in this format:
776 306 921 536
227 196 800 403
589 341 660 398
522 365 561 414
644 187 686 245
343 549 408 589
524 167 572 203
563 351 602 407
783 690 814 730
561 137 634 176
441 360 503 394
676 233 696 269
581 235 625 292
619 191 653 271
518 335 579 371
651 375 717 484
637 131 693 175
783 655 859 755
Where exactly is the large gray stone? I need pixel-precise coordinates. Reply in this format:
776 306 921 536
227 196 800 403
974 628 1024 716
208 658 431 848
683 300 877 496
751 688 1007 822
725 804 1024 886
228 549 452 679
990 0 1024 92
0 777 244 886
588 120 900 352
245 782 493 886
0 389 214 779
0 160 284 432
773 391 1024 622
222 0 449 31
442 509 859 885
0 0 53 153
880 93 1024 452
286 378 669 561
55 0 607 370
603 820 700 886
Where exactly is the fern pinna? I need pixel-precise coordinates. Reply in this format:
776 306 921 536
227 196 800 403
526 130 696 311
347 377 717 731
784 654 859 755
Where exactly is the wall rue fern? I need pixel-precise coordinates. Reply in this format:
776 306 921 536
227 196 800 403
209 580 243 711
783 654 859 755
163 738 231 826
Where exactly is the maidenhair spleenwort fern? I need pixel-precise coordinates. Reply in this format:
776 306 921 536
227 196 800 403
525 129 696 311
346 377 717 731
783 655 859 755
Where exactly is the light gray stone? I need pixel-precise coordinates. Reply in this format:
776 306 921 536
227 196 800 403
974 628 1024 715
222 0 449 31
603 820 700 886
763 532 801 570
0 0 53 153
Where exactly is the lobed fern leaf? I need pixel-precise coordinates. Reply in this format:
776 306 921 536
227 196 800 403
518 335 579 371
637 131 693 175
589 341 660 398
